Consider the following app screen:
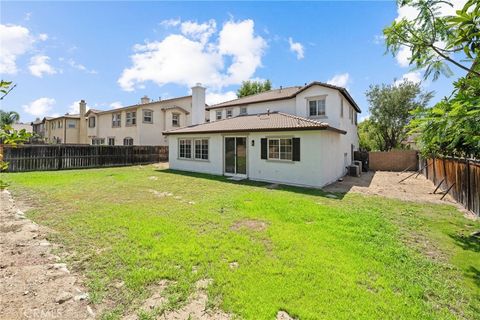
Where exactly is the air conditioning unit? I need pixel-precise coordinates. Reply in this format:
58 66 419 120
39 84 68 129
348 165 360 177
353 160 362 175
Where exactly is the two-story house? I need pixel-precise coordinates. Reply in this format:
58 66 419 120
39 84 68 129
84 95 195 146
44 115 81 144
165 82 361 188
39 94 204 146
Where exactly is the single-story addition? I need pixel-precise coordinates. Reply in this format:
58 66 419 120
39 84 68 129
164 111 352 188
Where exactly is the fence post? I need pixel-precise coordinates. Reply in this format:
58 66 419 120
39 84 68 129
57 145 62 170
466 159 471 212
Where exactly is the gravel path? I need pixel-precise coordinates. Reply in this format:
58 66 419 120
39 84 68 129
0 190 95 320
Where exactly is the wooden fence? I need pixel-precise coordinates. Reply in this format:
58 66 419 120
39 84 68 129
0 145 168 172
424 157 480 216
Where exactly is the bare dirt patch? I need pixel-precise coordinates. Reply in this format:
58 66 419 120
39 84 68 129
324 171 462 206
124 279 231 320
231 219 268 232
0 190 95 320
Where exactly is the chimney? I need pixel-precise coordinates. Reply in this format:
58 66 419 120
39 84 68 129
141 95 150 104
79 100 87 144
79 100 86 116
191 83 206 125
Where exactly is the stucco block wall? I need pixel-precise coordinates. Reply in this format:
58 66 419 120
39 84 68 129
369 150 418 171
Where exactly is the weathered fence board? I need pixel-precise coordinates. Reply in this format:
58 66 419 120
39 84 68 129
425 157 479 216
1 145 168 172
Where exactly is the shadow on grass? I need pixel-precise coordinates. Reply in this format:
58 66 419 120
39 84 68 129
450 232 480 253
155 169 347 199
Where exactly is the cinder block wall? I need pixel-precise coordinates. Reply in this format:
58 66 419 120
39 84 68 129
369 150 418 171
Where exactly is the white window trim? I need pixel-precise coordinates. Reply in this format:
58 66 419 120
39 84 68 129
226 109 233 118
193 138 209 161
240 107 248 115
306 95 327 118
143 109 153 124
108 137 115 146
172 113 180 127
88 116 96 128
123 137 134 146
126 111 136 126
216 110 222 120
112 113 121 128
267 137 293 161
178 138 193 159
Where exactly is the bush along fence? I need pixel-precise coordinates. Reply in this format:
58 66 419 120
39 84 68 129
423 157 479 216
0 144 168 172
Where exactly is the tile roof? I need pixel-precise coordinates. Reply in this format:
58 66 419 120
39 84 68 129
206 81 361 113
163 112 346 135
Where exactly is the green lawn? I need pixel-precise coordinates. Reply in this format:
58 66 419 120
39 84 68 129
4 165 479 319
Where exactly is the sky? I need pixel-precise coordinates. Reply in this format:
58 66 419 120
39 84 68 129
0 1 465 123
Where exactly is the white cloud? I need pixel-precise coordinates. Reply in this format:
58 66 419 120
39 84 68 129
288 37 304 60
395 71 422 85
160 18 181 27
110 101 123 109
373 34 385 45
206 91 237 105
119 19 267 91
327 73 350 88
396 45 412 67
67 59 97 74
180 19 216 44
22 97 56 117
38 33 48 41
28 55 57 77
0 24 34 74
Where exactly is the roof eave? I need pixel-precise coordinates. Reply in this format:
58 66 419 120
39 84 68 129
163 126 346 135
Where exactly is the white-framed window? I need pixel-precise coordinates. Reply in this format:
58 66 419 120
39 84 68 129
126 111 136 126
58 120 63 128
123 137 133 146
354 112 358 125
108 137 115 146
51 122 56 129
194 139 209 160
268 138 293 161
226 109 233 118
143 109 153 124
172 113 180 127
308 99 326 117
349 106 353 123
240 107 247 115
340 99 344 118
92 137 105 145
68 120 76 128
216 110 222 120
88 116 96 128
179 139 192 159
112 113 121 127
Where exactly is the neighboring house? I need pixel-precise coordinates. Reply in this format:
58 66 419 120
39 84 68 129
165 82 361 188
12 122 33 133
44 115 81 144
39 93 206 146
85 95 197 146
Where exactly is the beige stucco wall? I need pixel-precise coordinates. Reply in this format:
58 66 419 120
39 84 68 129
45 118 80 144
87 96 192 146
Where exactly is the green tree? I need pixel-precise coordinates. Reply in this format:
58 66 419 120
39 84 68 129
0 110 20 128
237 80 272 98
365 80 433 151
408 71 480 157
358 119 382 151
383 0 479 79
